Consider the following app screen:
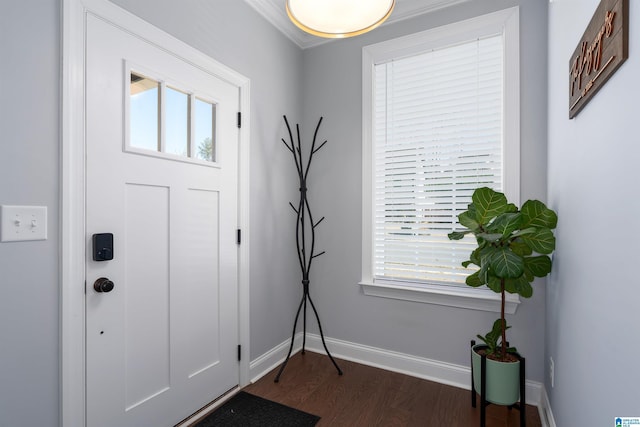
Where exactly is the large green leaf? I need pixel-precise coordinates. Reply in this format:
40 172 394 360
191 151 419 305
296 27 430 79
509 240 533 256
472 187 509 225
487 275 529 297
487 212 523 237
466 271 484 287
489 247 524 278
478 318 511 354
524 255 552 277
521 229 556 254
502 276 532 297
462 247 483 268
503 277 519 294
448 231 468 240
477 258 491 284
478 244 496 263
521 200 558 229
487 276 502 293
512 227 537 238
466 202 478 222
523 266 534 282
458 211 479 230
517 278 533 297
477 232 503 242
462 259 476 268
469 248 482 267
475 235 489 247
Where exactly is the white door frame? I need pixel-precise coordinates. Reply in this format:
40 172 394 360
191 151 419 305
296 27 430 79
61 1 251 425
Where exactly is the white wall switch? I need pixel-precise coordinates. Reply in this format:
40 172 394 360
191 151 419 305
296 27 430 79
0 205 48 242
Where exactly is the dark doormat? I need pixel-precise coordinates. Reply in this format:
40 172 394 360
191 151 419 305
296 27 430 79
194 391 320 427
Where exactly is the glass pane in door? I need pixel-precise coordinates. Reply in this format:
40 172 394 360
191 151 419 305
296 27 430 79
194 98 216 162
165 87 189 156
130 73 159 151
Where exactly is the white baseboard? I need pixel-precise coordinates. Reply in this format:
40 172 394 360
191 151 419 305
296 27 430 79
249 333 304 383
250 333 545 408
538 387 557 427
308 333 471 389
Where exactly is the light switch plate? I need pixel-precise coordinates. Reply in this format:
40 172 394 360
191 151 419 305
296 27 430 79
0 205 48 242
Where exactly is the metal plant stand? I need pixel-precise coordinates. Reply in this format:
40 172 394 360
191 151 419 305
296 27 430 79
274 115 343 383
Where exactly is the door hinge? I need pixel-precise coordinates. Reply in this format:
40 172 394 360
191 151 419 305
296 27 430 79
237 345 242 361
237 112 242 128
236 229 241 245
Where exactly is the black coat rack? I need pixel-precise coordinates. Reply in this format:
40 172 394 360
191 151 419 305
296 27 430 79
274 115 343 383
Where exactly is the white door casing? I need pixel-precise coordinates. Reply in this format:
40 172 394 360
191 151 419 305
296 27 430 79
61 1 251 426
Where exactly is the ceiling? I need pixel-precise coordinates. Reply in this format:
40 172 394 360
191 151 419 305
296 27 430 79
243 0 470 49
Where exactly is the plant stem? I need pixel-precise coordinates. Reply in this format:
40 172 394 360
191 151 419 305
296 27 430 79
501 278 506 361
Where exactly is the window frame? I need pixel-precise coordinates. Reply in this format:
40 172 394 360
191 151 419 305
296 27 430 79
124 61 221 167
360 7 521 313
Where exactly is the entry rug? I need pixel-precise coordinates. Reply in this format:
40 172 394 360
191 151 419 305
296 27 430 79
195 391 320 427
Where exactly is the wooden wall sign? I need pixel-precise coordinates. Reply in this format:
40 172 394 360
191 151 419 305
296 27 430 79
569 0 628 119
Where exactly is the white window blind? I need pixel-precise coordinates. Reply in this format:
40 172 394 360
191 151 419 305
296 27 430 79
373 35 504 287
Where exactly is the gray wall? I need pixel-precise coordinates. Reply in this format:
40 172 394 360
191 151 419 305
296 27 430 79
300 0 549 382
0 0 303 425
547 0 640 424
0 1 60 425
12 0 637 425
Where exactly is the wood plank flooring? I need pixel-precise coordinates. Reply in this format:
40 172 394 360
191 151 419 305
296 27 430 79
244 351 542 427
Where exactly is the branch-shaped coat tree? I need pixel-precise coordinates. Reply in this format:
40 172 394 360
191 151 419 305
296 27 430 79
274 115 343 383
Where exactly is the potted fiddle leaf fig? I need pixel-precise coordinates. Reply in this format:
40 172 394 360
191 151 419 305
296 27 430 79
448 187 557 405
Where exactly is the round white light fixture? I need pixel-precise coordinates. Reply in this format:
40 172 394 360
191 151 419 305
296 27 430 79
286 0 395 39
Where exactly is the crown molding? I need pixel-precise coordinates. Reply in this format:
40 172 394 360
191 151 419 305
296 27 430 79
244 0 471 49
391 0 470 22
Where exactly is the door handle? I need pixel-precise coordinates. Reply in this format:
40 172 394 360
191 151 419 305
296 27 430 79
93 277 115 293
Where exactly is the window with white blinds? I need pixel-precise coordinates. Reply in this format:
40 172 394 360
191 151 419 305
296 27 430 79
373 35 503 286
361 7 520 310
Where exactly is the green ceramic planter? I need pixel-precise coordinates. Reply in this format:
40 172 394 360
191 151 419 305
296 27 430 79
471 344 521 406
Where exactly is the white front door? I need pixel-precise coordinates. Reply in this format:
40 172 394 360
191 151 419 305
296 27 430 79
85 14 240 427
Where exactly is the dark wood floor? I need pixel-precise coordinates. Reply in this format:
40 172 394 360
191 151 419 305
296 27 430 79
244 351 542 427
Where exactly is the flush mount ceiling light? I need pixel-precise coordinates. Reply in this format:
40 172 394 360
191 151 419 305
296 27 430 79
286 0 395 39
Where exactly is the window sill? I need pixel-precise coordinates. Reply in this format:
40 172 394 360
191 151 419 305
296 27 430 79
359 280 520 314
